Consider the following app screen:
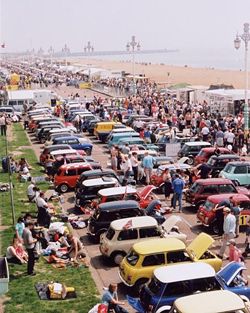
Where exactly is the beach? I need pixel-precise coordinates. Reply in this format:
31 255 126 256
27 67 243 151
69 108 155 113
71 57 248 89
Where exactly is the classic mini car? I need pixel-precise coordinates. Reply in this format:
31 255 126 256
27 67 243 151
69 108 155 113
100 215 187 265
197 193 250 234
185 178 250 208
52 136 93 155
118 232 222 293
220 161 250 187
128 263 221 313
194 147 232 165
177 141 211 165
207 154 241 177
166 290 250 313
151 164 191 193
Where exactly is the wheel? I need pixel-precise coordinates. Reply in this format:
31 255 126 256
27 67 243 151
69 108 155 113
85 148 92 156
133 278 148 295
59 183 69 193
112 252 126 265
187 157 194 165
212 223 220 235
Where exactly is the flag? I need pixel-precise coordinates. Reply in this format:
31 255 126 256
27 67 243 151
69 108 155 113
1 43 5 48
123 219 133 230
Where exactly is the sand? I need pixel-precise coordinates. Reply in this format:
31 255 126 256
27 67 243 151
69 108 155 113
70 58 248 89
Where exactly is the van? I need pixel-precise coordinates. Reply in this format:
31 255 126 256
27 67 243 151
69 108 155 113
54 162 93 193
100 215 187 265
177 142 211 165
119 233 222 292
136 263 221 313
108 132 139 148
167 290 250 313
88 200 144 242
94 121 122 143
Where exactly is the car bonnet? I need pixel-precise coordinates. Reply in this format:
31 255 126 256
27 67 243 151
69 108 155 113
187 232 214 259
216 261 246 286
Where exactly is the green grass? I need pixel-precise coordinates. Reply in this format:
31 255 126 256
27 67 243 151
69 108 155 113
0 123 99 313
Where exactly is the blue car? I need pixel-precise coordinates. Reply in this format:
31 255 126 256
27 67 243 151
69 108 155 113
216 261 250 299
52 136 93 155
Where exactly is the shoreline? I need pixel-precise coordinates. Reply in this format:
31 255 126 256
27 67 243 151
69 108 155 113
69 57 247 89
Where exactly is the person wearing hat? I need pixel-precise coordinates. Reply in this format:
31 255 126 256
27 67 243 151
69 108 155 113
227 239 242 263
217 207 236 259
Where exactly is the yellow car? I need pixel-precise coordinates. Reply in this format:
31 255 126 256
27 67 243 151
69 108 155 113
118 232 222 293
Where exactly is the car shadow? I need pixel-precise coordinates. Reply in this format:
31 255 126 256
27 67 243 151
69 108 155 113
90 255 113 270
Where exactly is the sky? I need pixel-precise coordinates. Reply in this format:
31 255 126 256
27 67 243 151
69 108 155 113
1 0 250 55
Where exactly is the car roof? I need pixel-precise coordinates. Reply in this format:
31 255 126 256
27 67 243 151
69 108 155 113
226 161 250 166
184 141 211 146
174 290 245 313
98 186 136 196
98 200 140 211
50 149 77 156
80 169 116 177
201 147 230 152
159 163 191 171
195 178 232 185
154 263 215 284
110 216 157 230
44 144 71 151
206 193 250 203
58 162 91 170
83 177 118 187
53 136 78 141
133 238 184 255
119 138 144 143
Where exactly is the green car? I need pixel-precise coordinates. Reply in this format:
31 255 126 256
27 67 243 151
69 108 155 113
219 161 250 187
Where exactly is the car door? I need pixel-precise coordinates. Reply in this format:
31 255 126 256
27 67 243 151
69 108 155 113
64 168 77 188
233 165 248 185
68 138 79 149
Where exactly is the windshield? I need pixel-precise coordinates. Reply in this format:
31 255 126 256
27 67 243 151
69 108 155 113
197 150 206 157
148 277 161 295
106 227 115 240
224 164 234 173
126 250 139 266
92 209 100 220
207 157 216 166
181 144 189 153
190 182 201 194
204 201 214 212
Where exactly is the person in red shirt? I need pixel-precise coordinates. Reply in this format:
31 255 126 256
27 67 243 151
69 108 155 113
228 239 242 262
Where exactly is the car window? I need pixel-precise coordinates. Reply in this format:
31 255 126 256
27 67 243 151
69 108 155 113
167 251 192 263
218 184 236 193
224 164 234 173
202 185 218 194
234 166 247 174
120 209 139 218
106 228 115 240
68 139 78 144
65 169 77 176
142 254 165 267
78 167 89 175
126 250 139 266
117 229 138 241
190 182 202 193
248 166 250 174
191 277 221 292
139 227 161 238
164 281 190 297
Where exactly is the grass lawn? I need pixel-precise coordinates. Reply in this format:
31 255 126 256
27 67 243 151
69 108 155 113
1 123 99 313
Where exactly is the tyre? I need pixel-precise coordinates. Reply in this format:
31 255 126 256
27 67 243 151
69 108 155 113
85 148 92 156
187 157 194 165
212 223 220 235
133 278 148 295
59 183 69 193
112 252 126 265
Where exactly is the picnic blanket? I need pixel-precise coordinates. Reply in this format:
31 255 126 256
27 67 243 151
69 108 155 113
35 282 76 300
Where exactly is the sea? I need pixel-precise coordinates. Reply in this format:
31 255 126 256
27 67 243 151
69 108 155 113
81 47 247 71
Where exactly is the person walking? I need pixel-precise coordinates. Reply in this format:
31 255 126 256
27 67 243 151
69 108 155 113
22 222 37 275
217 207 236 259
232 200 242 238
142 152 155 185
172 174 185 213
162 168 172 200
0 114 7 136
130 152 139 184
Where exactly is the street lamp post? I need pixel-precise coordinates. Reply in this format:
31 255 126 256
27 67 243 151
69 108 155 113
48 46 54 66
62 44 70 66
84 41 94 54
126 35 141 94
234 23 250 131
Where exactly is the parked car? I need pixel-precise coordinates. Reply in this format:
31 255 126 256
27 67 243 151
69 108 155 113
74 177 119 210
177 142 211 165
86 118 100 135
52 136 93 155
39 144 73 165
94 121 122 142
197 193 250 234
119 233 222 293
118 137 159 152
52 154 87 174
107 131 139 148
220 161 250 187
131 263 221 313
207 154 241 177
54 162 94 193
185 178 250 208
100 215 187 265
87 200 144 242
167 290 250 313
195 147 232 165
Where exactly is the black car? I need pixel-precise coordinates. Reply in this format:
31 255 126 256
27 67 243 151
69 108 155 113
87 200 144 242
207 154 241 177
87 119 100 135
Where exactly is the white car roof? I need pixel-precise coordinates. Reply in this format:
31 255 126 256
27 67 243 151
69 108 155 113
50 149 77 156
111 128 135 134
98 186 136 196
83 177 118 187
154 263 215 284
110 216 157 231
49 128 72 134
184 141 211 146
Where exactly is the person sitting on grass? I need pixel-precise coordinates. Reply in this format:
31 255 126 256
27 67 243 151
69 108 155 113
6 237 28 265
47 249 69 267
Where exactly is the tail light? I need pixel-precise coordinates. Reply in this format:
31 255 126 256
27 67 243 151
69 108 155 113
127 275 132 282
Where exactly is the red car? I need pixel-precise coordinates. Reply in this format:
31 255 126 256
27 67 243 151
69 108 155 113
185 178 250 209
197 193 250 234
194 147 232 165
